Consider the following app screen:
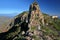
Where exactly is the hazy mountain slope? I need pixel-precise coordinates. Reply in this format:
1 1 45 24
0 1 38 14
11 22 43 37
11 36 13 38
0 16 11 33
0 13 18 18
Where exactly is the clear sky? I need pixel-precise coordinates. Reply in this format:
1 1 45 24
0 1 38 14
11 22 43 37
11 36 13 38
0 0 60 16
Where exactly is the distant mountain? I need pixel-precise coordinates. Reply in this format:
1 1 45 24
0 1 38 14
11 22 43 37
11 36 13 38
0 13 19 18
0 13 19 33
0 16 12 33
0 16 11 24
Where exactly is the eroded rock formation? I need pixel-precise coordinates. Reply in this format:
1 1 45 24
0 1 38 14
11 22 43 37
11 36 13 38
28 1 44 31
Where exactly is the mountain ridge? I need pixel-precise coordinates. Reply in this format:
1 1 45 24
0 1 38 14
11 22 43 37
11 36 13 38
0 1 60 40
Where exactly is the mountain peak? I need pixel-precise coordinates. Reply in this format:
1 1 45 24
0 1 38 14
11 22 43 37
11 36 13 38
28 1 44 29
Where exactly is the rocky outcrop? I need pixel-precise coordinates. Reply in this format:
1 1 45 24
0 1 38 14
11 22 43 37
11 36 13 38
28 2 44 32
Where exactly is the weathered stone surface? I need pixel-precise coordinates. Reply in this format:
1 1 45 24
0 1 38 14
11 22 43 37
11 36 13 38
28 1 44 32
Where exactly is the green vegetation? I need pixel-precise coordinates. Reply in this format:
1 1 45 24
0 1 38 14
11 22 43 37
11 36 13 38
31 26 37 32
6 26 20 39
0 12 60 40
52 19 60 31
15 36 26 40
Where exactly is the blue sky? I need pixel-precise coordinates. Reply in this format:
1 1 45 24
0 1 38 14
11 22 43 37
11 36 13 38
0 0 60 16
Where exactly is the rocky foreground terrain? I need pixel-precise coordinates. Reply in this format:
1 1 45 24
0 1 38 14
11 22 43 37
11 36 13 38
0 1 60 40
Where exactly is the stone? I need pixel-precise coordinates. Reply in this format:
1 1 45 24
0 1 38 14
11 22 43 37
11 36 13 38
45 36 53 40
37 25 41 30
29 32 34 36
28 1 44 31
22 31 25 35
26 36 31 40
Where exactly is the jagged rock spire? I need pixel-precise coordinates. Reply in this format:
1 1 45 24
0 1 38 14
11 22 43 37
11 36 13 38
28 0 44 31
33 0 38 5
34 0 37 2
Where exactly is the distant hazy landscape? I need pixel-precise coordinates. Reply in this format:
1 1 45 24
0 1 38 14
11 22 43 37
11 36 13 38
0 16 10 32
0 13 18 18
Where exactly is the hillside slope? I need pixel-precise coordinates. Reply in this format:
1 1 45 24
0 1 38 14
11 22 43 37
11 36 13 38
0 16 11 33
0 11 60 40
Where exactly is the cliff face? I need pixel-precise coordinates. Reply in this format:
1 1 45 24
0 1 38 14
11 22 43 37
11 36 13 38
28 2 44 27
28 2 44 32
